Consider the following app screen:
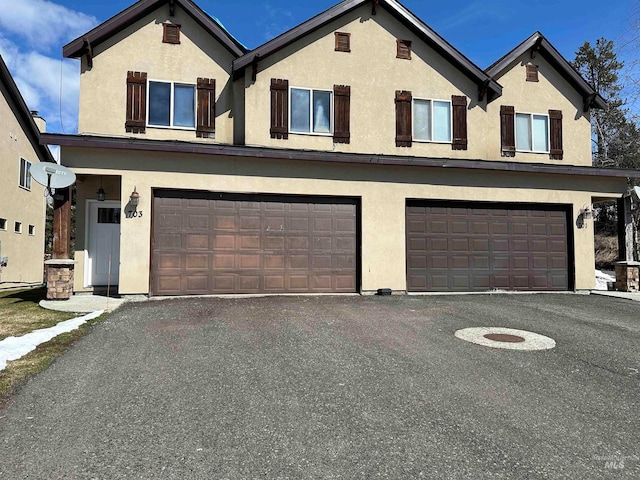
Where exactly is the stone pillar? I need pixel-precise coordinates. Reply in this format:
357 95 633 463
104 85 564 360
45 259 75 300
614 261 640 292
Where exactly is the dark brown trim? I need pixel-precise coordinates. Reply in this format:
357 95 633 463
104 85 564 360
162 23 181 44
232 0 502 101
41 132 640 180
335 32 351 52
63 0 246 58
451 95 467 150
0 55 55 164
486 32 606 110
526 64 538 82
396 39 411 59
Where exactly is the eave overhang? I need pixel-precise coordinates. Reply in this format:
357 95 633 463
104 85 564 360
62 0 247 60
232 0 502 103
486 32 606 112
41 133 639 181
0 56 55 164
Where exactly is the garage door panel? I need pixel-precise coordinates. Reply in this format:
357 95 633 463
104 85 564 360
407 202 569 292
153 193 358 295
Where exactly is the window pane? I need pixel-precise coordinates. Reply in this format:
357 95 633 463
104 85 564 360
291 88 310 132
98 208 121 224
25 161 31 189
174 84 195 128
414 99 431 141
313 90 331 133
149 81 171 126
532 115 549 152
433 101 451 142
19 159 25 187
516 113 532 150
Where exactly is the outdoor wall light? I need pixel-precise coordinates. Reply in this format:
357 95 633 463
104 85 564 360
96 176 106 201
129 187 140 207
581 204 593 220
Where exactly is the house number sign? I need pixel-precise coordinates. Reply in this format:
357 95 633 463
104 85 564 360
125 210 143 219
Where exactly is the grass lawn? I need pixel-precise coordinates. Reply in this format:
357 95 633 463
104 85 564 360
0 287 106 406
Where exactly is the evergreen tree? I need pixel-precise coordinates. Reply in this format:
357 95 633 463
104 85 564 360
573 38 627 167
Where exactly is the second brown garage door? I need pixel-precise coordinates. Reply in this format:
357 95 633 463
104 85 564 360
406 201 572 292
152 190 358 295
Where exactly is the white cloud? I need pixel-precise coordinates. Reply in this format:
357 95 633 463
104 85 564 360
0 0 97 52
0 1 96 134
1 38 81 133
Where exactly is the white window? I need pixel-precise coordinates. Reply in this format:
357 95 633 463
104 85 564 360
14 222 22 234
0 218 6 231
413 99 452 143
290 87 332 134
148 81 195 129
19 158 32 190
516 113 549 153
28 225 35 236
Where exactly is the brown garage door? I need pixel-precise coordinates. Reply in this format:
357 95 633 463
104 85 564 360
152 190 358 295
406 201 571 292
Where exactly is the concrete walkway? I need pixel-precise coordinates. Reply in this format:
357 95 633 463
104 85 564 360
590 290 640 302
38 291 639 312
39 294 147 313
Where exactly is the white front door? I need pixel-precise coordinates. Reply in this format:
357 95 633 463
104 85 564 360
87 201 121 286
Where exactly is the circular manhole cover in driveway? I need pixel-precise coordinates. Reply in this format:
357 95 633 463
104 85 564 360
454 327 556 351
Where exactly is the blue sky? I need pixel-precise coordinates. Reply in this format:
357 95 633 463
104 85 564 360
1 0 637 143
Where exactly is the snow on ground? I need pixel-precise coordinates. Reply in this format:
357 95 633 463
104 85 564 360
594 270 616 291
0 310 103 371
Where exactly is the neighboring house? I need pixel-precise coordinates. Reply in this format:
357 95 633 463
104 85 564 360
0 55 53 289
44 0 638 296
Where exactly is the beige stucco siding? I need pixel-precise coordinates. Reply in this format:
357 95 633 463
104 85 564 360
0 92 46 286
487 53 592 166
243 6 489 159
63 146 625 295
78 3 236 144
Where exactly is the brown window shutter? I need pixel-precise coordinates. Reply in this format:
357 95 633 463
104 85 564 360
126 71 147 134
270 78 289 140
163 23 181 44
451 95 468 150
549 109 563 160
395 90 412 147
526 64 538 82
196 78 216 138
333 85 351 144
500 105 515 156
396 39 411 59
335 32 351 52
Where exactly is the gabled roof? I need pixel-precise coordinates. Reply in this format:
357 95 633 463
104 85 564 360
63 0 247 59
486 32 606 112
232 0 502 103
0 55 55 164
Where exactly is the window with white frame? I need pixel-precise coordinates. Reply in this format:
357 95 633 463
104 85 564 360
290 87 332 134
148 81 195 128
0 218 6 231
28 225 35 236
19 158 31 190
515 112 549 152
413 99 452 142
14 222 22 234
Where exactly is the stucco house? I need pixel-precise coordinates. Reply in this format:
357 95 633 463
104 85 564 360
43 0 638 296
0 55 53 289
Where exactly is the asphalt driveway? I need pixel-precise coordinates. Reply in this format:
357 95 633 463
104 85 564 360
0 294 638 479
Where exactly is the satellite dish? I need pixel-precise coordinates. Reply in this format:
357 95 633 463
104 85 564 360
30 162 76 194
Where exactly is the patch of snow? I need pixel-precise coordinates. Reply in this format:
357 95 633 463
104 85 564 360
594 269 616 291
0 310 103 371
